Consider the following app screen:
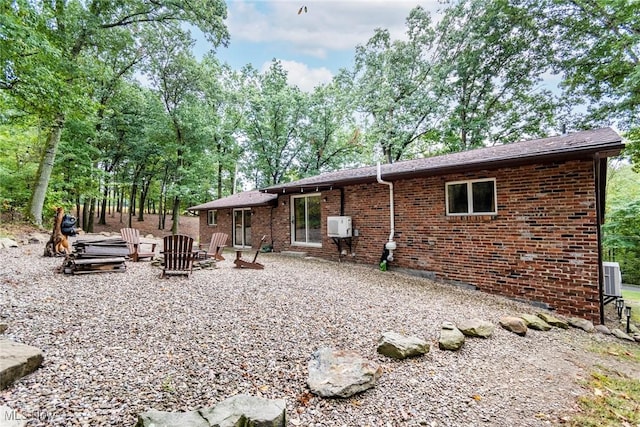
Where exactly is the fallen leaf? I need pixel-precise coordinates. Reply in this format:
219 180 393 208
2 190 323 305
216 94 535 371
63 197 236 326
472 394 482 401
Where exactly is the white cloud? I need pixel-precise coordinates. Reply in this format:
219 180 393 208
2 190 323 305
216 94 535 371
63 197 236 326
216 1 446 91
260 59 333 92
227 0 443 58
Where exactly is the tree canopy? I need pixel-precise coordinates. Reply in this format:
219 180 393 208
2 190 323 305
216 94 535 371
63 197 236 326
1 0 638 239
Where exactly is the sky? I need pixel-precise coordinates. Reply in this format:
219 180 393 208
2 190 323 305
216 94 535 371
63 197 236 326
191 0 446 92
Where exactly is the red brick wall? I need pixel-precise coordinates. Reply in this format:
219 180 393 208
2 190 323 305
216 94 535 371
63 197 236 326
198 159 601 322
198 205 276 250
198 209 232 249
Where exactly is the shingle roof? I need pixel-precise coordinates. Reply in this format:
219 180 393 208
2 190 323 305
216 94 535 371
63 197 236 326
262 127 624 193
188 190 277 211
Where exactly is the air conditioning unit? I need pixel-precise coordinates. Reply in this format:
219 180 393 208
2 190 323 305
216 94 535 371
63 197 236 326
603 261 622 297
327 216 352 238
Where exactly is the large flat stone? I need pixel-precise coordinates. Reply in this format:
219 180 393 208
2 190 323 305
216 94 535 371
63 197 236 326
307 348 382 398
0 340 44 390
136 409 209 427
201 394 286 427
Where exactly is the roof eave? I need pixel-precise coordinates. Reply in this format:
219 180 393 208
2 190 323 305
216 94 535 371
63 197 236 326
189 199 278 211
385 143 625 181
261 142 625 193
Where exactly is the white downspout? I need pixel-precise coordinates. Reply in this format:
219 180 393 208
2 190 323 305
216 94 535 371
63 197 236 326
377 162 396 261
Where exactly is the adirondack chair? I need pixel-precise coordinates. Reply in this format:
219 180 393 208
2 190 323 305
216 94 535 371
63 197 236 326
120 228 157 262
161 234 195 277
234 235 267 270
204 232 229 261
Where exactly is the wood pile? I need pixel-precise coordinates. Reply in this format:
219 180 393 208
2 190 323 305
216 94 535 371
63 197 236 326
60 238 129 275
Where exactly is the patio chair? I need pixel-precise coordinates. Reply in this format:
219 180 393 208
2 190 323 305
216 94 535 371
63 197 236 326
120 227 157 262
234 235 267 270
203 232 229 261
161 234 195 278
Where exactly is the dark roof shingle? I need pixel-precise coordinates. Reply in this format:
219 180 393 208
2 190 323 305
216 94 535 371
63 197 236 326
188 190 277 211
262 128 624 193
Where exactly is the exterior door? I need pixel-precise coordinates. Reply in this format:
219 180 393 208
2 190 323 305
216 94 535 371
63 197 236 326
233 208 252 247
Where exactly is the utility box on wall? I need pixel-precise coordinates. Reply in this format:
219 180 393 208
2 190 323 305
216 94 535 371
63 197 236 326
603 261 622 297
327 216 352 238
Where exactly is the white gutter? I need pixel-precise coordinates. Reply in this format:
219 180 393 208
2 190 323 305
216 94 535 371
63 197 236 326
377 162 397 261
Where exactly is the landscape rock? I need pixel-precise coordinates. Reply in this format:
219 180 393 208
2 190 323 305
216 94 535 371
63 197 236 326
499 316 527 336
0 340 44 390
620 322 639 334
136 409 209 427
611 329 635 342
307 347 382 398
536 313 569 329
377 331 429 359
595 324 611 335
438 322 465 350
137 395 286 427
27 233 49 245
201 394 286 427
0 238 18 250
520 314 552 331
457 318 495 338
568 318 595 333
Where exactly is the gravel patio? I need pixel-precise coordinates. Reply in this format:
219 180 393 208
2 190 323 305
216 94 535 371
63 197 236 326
0 240 635 426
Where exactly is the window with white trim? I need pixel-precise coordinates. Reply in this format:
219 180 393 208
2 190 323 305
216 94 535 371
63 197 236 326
291 194 322 247
207 210 217 225
446 178 497 215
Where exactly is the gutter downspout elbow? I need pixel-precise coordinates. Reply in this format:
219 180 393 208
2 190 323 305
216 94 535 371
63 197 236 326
377 162 396 261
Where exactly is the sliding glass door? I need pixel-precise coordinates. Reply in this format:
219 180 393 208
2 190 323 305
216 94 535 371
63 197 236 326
233 208 251 247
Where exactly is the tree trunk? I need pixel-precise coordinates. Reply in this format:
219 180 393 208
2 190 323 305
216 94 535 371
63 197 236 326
29 114 65 226
87 197 95 232
158 195 164 230
99 183 109 224
82 198 90 231
171 196 180 235
75 196 81 227
217 160 223 199
137 178 150 222
118 189 124 223
129 182 137 228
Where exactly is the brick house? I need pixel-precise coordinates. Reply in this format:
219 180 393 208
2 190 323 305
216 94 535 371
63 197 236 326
189 128 624 323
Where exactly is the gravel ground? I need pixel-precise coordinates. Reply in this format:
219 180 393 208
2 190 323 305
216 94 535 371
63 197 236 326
0 239 636 426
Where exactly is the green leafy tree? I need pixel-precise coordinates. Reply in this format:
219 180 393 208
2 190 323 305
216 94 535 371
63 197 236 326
603 199 640 285
1 0 228 225
352 6 441 163
433 0 558 151
0 122 40 220
243 61 308 186
603 162 640 284
524 0 639 160
200 56 245 198
142 26 209 234
298 81 363 175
